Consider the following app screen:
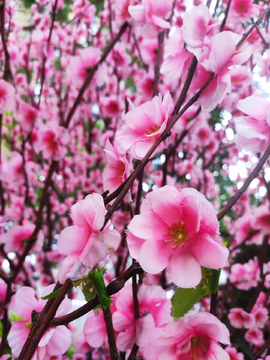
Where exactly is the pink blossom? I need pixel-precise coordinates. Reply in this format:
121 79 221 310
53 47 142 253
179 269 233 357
84 310 108 348
129 0 172 37
127 185 229 288
230 259 260 290
103 140 130 195
57 193 121 283
144 312 230 360
17 101 38 133
0 79 16 113
234 95 270 152
225 346 244 360
182 4 213 59
228 308 255 329
160 27 192 81
251 205 270 235
35 124 69 161
68 47 101 88
116 91 173 159
0 222 44 254
244 327 264 346
201 32 252 74
8 286 72 360
251 305 268 328
0 279 7 319
112 284 171 351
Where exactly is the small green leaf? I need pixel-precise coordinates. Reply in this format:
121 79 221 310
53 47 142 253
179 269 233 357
89 268 112 309
171 268 214 318
0 321 2 337
65 344 76 359
81 277 96 302
9 311 27 322
41 287 62 300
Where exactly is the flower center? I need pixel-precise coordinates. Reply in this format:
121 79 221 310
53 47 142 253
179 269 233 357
165 221 188 248
189 337 208 360
144 124 160 137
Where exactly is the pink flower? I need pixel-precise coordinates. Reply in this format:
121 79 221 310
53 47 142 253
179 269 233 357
57 193 121 283
112 284 171 351
68 47 101 88
251 305 268 328
103 140 130 195
116 92 173 159
127 185 229 288
244 327 264 346
129 0 172 37
144 312 230 360
229 259 260 290
0 279 7 319
8 286 72 360
234 95 270 152
182 4 213 59
35 124 69 161
0 222 44 254
160 27 192 81
225 346 244 360
0 79 16 114
228 308 255 329
17 101 38 133
84 310 108 349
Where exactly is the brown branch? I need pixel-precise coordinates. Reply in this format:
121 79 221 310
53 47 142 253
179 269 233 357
49 262 143 327
220 0 232 32
18 280 71 360
103 307 118 360
0 0 11 81
153 31 164 97
64 22 129 129
217 144 270 221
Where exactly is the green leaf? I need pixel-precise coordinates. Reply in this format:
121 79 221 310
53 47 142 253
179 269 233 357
9 311 27 322
0 321 2 337
89 0 104 15
41 287 62 300
81 277 96 302
65 344 76 359
88 267 112 309
171 268 214 318
94 119 105 130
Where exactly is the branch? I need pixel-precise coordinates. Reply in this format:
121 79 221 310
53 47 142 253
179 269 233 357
49 262 143 327
64 22 129 129
217 144 270 221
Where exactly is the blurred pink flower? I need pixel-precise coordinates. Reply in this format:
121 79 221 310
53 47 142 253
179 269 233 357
228 308 255 329
0 79 16 114
0 222 44 254
127 185 229 288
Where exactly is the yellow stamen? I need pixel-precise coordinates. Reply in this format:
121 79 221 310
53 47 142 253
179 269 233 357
165 221 188 248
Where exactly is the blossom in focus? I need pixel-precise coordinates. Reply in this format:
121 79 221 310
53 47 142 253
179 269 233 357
116 91 173 159
0 79 16 113
144 312 230 360
8 286 72 360
234 95 270 152
57 193 121 283
127 185 229 288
